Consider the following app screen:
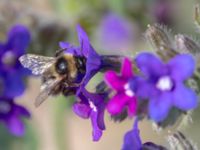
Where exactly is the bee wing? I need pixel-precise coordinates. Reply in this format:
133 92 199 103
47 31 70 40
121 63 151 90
35 79 61 107
19 54 55 75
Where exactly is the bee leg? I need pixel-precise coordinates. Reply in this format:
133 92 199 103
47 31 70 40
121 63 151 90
62 88 76 96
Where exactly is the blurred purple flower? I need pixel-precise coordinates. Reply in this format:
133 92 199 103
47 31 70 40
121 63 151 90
0 25 31 98
122 118 167 150
73 88 106 141
134 53 197 122
0 98 30 136
152 0 174 25
104 58 137 117
97 13 135 51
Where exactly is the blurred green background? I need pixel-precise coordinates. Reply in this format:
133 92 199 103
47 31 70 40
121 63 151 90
0 0 200 149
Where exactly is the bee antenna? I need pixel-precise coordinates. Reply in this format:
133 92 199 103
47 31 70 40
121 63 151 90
55 48 68 57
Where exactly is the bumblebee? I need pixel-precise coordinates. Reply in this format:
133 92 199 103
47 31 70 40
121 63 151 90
20 47 123 107
19 50 86 107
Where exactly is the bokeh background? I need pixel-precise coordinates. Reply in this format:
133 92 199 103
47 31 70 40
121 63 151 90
0 0 200 149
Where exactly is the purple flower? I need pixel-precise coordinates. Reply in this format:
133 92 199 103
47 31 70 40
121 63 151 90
97 13 135 51
0 98 30 136
152 0 174 25
122 119 167 150
73 88 106 141
122 119 142 150
0 25 31 98
104 58 137 117
134 52 197 122
59 25 101 95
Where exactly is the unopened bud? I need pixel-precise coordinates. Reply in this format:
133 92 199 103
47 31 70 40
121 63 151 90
145 24 172 49
194 4 200 31
167 131 197 150
145 24 177 60
175 34 200 54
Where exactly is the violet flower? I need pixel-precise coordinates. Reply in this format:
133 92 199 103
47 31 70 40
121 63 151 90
0 25 31 98
97 13 134 51
134 52 197 122
0 98 30 136
59 25 101 94
152 0 174 25
73 88 106 141
122 119 167 150
59 25 122 141
104 58 137 117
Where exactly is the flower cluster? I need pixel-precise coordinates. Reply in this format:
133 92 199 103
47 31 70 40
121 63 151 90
55 25 198 149
15 22 199 149
0 25 31 136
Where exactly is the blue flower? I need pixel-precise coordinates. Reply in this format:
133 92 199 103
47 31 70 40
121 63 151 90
0 25 31 98
0 97 30 136
134 52 198 122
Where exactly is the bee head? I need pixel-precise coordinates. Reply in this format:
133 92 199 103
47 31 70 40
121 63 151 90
55 57 68 75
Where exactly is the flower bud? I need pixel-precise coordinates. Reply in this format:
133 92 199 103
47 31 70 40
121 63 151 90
175 34 200 54
145 24 177 61
194 4 200 31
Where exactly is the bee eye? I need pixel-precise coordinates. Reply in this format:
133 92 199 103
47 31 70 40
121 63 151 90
55 58 68 75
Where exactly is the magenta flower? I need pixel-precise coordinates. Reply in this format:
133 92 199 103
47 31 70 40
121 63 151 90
134 52 198 122
104 58 137 117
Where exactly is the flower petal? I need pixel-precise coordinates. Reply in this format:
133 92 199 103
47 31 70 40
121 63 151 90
90 110 102 141
14 104 31 118
129 77 157 99
76 25 90 56
127 97 137 117
73 103 91 119
59 41 71 49
3 72 25 98
121 58 133 78
122 119 142 150
59 42 82 56
6 115 25 136
135 52 165 77
107 93 129 115
149 93 172 122
168 54 195 81
80 47 101 88
7 25 30 55
104 71 126 91
96 104 106 130
80 89 106 130
173 83 198 110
